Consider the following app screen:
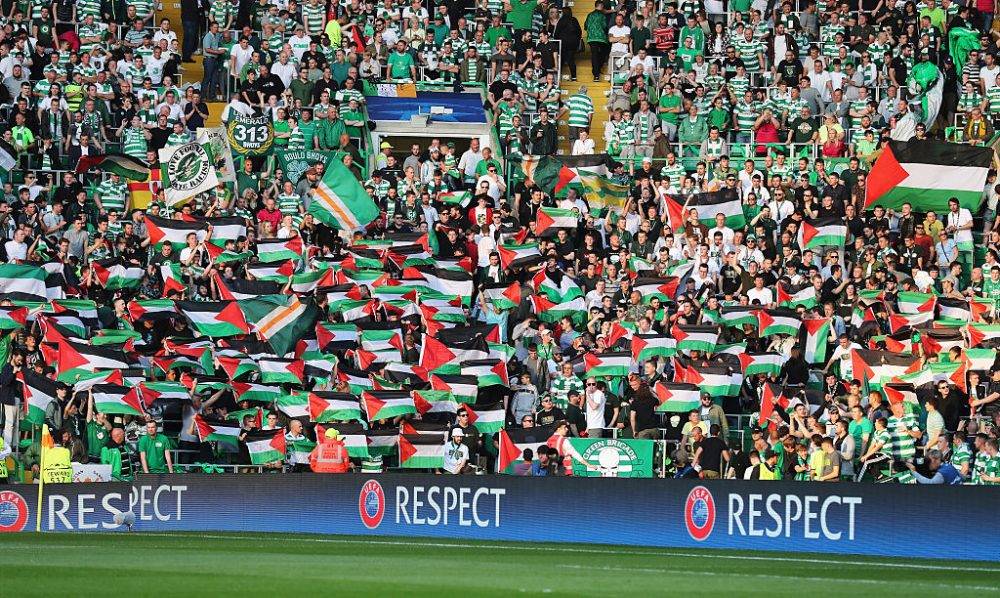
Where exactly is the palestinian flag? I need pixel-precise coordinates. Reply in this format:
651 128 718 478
865 140 992 212
663 192 687 232
938 297 973 323
429 374 478 401
653 382 701 412
584 351 632 377
127 299 177 321
398 434 445 468
888 311 934 333
720 305 758 328
738 353 787 377
851 349 922 388
240 295 319 356
481 282 522 310
971 298 994 322
0 306 27 331
56 341 129 378
967 348 999 371
195 415 241 446
316 322 358 351
678 363 740 397
177 301 249 337
535 207 579 236
92 259 144 290
532 295 586 325
276 393 310 419
75 153 151 180
256 237 304 263
92 384 144 415
758 382 790 427
288 438 317 462
522 155 574 195
200 216 247 247
309 159 380 231
144 214 209 247
243 429 287 464
259 357 305 384
968 323 1000 347
437 359 505 388
411 390 461 415
633 277 681 302
532 271 584 303
494 242 540 270
920 329 965 356
884 382 919 408
631 333 677 361
362 390 417 421
498 425 555 473
465 403 505 433
18 371 59 424
0 264 48 298
777 285 817 310
671 324 719 353
70 369 127 392
418 328 492 371
803 318 832 364
215 276 285 301
897 291 937 315
687 188 745 229
302 351 337 380
309 392 363 422
438 190 472 207
135 382 189 407
231 382 283 403
758 309 801 337
798 217 847 249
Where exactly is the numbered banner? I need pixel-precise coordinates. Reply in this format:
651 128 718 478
277 149 341 184
226 113 275 156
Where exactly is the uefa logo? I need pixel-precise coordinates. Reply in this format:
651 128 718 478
359 480 385 529
684 486 716 542
0 490 29 533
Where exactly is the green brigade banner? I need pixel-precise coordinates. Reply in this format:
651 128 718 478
569 438 655 478
278 150 341 185
197 127 236 183
227 114 275 156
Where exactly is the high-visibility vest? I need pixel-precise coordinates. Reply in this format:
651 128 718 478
758 463 778 481
42 446 73 483
310 439 349 473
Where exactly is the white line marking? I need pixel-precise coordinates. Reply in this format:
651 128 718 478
82 532 1000 573
555 564 1000 592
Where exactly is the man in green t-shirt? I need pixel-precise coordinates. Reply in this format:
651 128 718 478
137 420 174 474
386 40 416 80
86 393 114 461
584 1 609 82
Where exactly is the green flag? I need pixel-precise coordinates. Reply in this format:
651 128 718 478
308 160 380 230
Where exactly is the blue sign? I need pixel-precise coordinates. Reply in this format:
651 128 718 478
9 476 1000 562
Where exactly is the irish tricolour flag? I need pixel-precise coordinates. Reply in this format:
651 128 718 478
865 140 992 212
244 429 287 465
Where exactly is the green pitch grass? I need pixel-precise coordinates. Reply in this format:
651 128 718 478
3 532 1000 597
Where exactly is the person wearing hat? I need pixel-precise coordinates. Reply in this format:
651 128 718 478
309 427 351 473
443 427 471 474
375 140 393 170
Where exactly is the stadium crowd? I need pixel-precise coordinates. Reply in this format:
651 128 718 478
1 0 1000 487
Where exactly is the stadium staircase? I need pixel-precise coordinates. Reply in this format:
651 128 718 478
163 2 226 127
557 0 610 155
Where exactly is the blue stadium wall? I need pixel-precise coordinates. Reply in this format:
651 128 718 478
1 476 998 561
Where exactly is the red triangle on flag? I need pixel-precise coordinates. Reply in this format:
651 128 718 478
398 435 417 463
498 429 521 472
630 335 648 360
864 144 909 209
800 221 818 248
535 209 556 235
269 429 286 453
216 302 249 333
553 165 576 194
412 391 433 415
308 393 328 420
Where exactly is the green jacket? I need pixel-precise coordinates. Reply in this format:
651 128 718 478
585 11 608 44
678 116 708 144
317 118 348 150
101 445 134 482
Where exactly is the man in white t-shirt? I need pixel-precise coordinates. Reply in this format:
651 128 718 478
746 275 774 305
4 229 26 262
443 428 470 474
826 335 861 379
229 37 255 75
946 197 975 279
608 14 631 56
288 27 312 62
584 379 607 438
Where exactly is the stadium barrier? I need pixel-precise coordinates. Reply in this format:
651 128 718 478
3 475 1000 561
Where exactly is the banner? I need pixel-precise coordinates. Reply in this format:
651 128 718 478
158 142 219 206
71 463 113 483
226 113 274 156
197 127 236 183
6 476 1000 562
278 150 340 185
569 438 654 477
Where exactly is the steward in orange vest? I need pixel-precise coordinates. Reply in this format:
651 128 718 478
310 428 352 473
